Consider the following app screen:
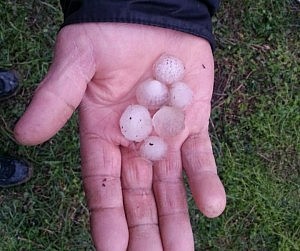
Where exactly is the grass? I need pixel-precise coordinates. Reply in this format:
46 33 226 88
0 0 299 250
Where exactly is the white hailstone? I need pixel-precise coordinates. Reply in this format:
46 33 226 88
152 106 185 138
136 79 169 110
140 136 168 161
119 105 153 142
153 54 185 84
169 82 193 109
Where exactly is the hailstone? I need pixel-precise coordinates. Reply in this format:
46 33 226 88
153 54 185 84
119 105 153 142
169 82 193 109
136 79 169 110
140 136 168 161
152 106 185 137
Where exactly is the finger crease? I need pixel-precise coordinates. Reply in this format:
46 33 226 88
153 178 182 184
42 87 76 111
89 205 123 214
122 187 152 195
128 222 159 230
80 131 107 142
82 174 120 180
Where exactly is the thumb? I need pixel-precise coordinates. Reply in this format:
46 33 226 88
14 26 95 145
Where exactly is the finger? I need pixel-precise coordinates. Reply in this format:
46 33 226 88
14 26 96 145
121 147 163 251
181 132 226 218
80 128 128 250
153 150 194 251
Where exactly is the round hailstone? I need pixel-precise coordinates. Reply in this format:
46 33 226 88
153 54 185 85
152 106 185 138
136 79 169 110
169 82 193 109
140 136 168 161
119 105 153 142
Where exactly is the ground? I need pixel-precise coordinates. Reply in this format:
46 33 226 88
0 0 299 250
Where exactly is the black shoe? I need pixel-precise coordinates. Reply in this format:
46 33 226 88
0 69 20 101
0 157 32 187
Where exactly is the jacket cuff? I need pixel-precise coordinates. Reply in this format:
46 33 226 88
60 0 220 51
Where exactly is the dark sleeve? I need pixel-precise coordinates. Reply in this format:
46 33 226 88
60 0 220 51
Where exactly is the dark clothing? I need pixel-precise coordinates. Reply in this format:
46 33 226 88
60 0 219 50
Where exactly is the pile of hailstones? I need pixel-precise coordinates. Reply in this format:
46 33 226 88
119 54 193 161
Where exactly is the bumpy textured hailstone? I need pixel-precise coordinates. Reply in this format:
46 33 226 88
153 54 185 84
169 82 193 109
119 105 153 142
152 106 185 137
140 136 168 161
136 79 169 110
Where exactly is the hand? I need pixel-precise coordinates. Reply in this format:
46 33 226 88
14 23 226 251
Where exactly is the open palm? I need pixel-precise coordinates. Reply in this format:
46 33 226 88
15 23 226 251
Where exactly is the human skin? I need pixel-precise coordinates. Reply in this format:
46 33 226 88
14 23 226 251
